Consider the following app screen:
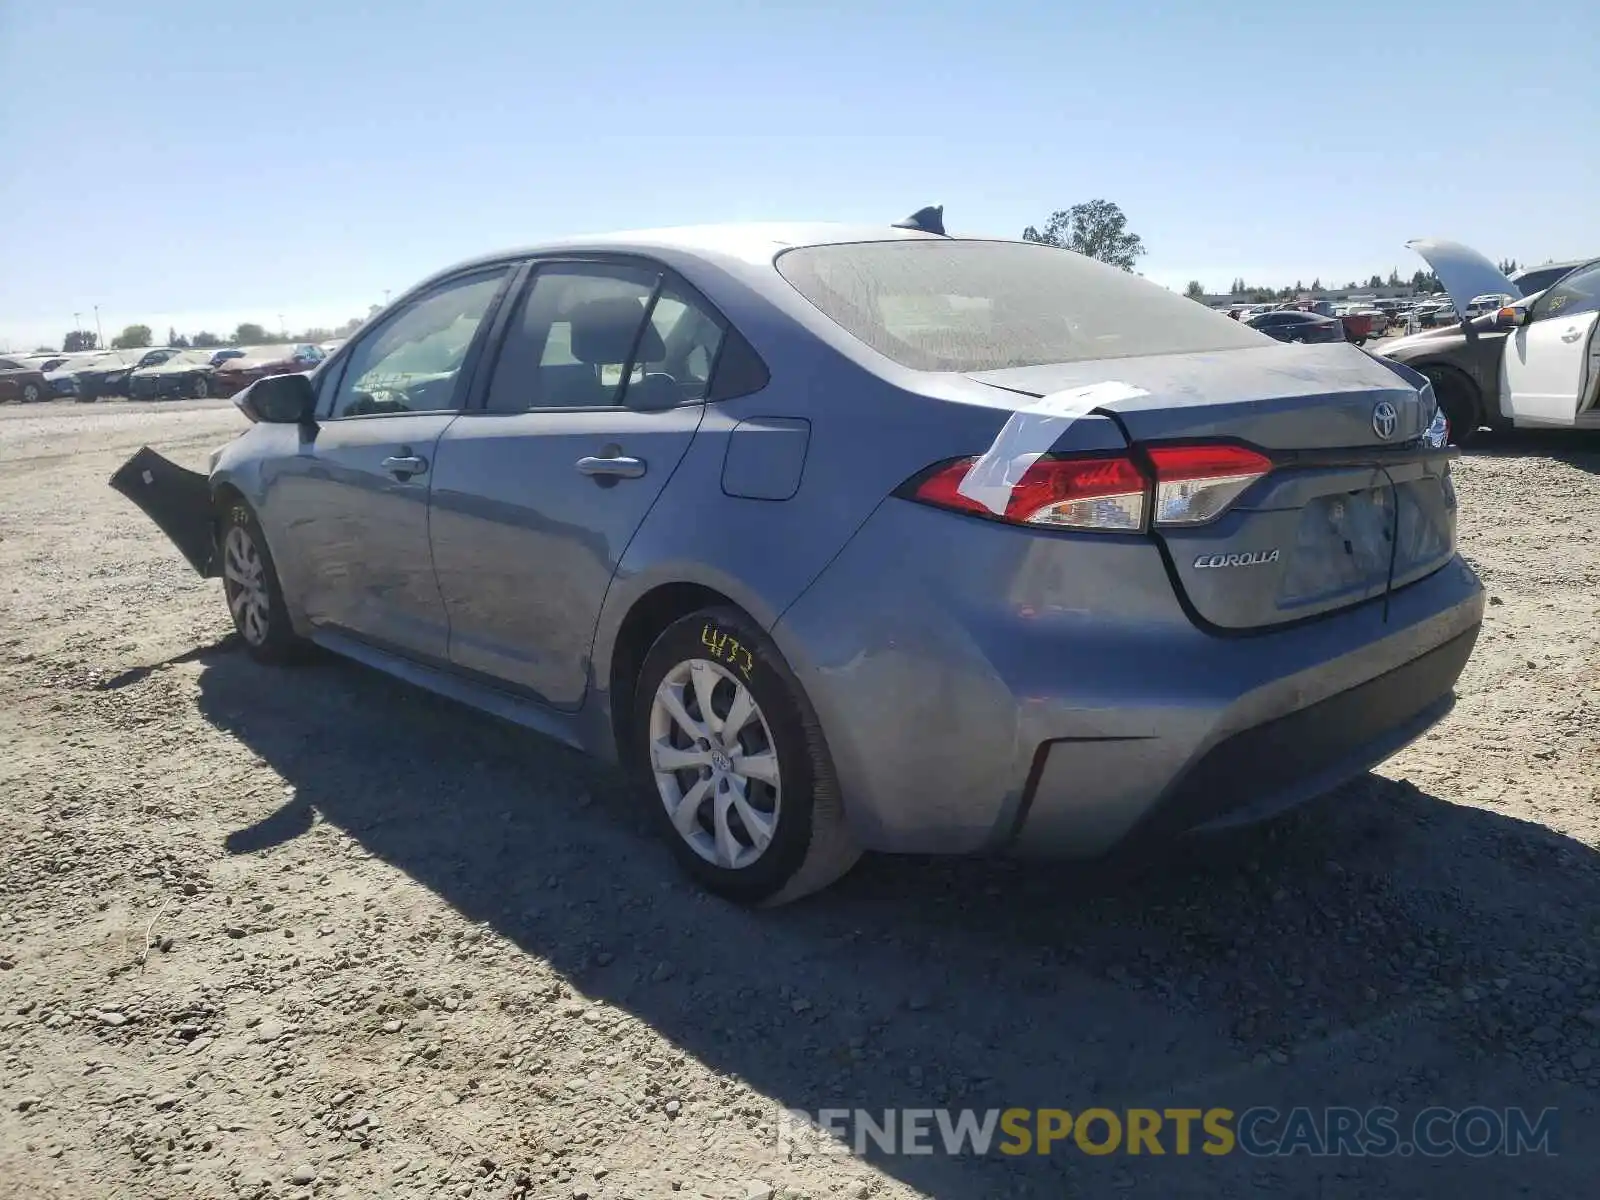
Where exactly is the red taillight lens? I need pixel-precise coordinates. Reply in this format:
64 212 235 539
911 454 1149 532
1146 444 1272 525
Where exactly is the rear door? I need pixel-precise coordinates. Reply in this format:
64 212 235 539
970 342 1453 630
262 267 513 660
428 259 723 709
1501 262 1600 427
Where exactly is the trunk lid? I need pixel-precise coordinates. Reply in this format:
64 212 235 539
966 343 1455 629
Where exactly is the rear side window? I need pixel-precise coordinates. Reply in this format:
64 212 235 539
776 239 1267 372
484 263 732 412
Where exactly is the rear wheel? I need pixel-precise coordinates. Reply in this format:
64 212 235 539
190 375 209 399
20 382 40 403
631 607 860 905
220 502 304 664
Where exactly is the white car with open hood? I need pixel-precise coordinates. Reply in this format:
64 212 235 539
1377 239 1600 438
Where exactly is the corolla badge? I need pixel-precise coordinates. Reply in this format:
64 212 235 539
1371 400 1399 440
1194 550 1280 569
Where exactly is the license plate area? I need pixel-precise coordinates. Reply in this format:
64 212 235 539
1277 486 1395 608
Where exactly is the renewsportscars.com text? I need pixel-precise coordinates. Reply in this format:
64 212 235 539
777 1106 1558 1158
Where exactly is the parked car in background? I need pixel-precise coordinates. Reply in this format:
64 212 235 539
1508 260 1588 297
24 353 70 374
1245 309 1348 343
210 343 326 397
1378 238 1600 439
128 350 226 400
74 348 182 401
109 221 1479 904
0 356 50 403
45 351 117 398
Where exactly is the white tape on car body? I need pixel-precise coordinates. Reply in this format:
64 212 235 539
956 381 1149 516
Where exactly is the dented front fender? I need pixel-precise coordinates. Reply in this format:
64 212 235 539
109 447 218 577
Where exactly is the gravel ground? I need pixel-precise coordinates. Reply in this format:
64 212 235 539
1 397 1597 1200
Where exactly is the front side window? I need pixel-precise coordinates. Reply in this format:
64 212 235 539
483 263 726 412
324 270 508 418
1530 263 1600 323
776 239 1267 372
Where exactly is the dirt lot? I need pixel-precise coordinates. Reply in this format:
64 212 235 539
1 398 1597 1200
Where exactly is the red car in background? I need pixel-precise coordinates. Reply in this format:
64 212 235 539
211 343 326 398
0 355 51 403
1279 300 1375 345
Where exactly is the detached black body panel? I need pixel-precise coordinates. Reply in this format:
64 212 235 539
110 447 217 576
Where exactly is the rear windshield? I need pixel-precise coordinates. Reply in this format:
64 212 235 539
775 239 1267 372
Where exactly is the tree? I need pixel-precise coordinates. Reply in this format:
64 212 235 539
1022 199 1146 270
334 317 363 336
64 330 97 352
166 326 191 349
1310 277 1322 293
111 324 152 349
191 331 222 348
1386 268 1401 288
1368 274 1384 290
233 322 267 344
1497 258 1519 275
1184 280 1206 300
33 345 56 353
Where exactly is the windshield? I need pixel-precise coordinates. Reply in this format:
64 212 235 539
775 239 1268 372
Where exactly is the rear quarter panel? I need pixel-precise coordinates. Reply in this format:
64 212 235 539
589 246 1134 739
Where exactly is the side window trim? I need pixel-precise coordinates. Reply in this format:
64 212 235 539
319 264 518 421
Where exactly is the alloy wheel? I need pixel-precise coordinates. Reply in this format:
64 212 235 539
648 658 781 870
222 525 270 646
191 376 209 399
21 383 40 403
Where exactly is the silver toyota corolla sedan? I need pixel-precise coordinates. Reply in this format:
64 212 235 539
114 220 1484 904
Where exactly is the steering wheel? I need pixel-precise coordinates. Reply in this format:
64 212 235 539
347 387 412 415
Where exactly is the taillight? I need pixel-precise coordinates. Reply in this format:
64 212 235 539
907 442 1272 532
1146 444 1272 525
910 454 1148 532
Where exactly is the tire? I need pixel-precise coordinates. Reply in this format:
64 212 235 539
1419 366 1482 445
630 606 861 905
219 501 304 664
20 383 40 403
190 375 209 400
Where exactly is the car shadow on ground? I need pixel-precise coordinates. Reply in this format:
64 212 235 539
193 650 1600 1198
1461 428 1600 475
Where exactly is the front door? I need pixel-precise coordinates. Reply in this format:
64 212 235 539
263 267 513 660
429 260 728 708
1502 262 1600 427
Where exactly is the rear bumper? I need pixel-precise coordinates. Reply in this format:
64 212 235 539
1018 621 1476 855
774 499 1484 857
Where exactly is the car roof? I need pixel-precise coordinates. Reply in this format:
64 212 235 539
422 222 945 287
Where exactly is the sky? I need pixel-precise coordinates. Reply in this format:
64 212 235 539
1 0 1596 350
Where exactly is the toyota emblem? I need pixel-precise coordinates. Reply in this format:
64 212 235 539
1371 401 1399 440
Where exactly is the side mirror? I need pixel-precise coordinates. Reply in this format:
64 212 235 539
237 372 315 424
1495 306 1526 329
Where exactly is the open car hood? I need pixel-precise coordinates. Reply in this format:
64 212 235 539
1405 238 1521 320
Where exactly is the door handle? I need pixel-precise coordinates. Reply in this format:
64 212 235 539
576 454 646 479
1560 328 1583 343
381 454 428 477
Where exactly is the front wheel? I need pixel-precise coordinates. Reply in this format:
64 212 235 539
219 502 304 663
190 375 209 399
1420 368 1483 445
631 607 861 905
20 383 40 403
